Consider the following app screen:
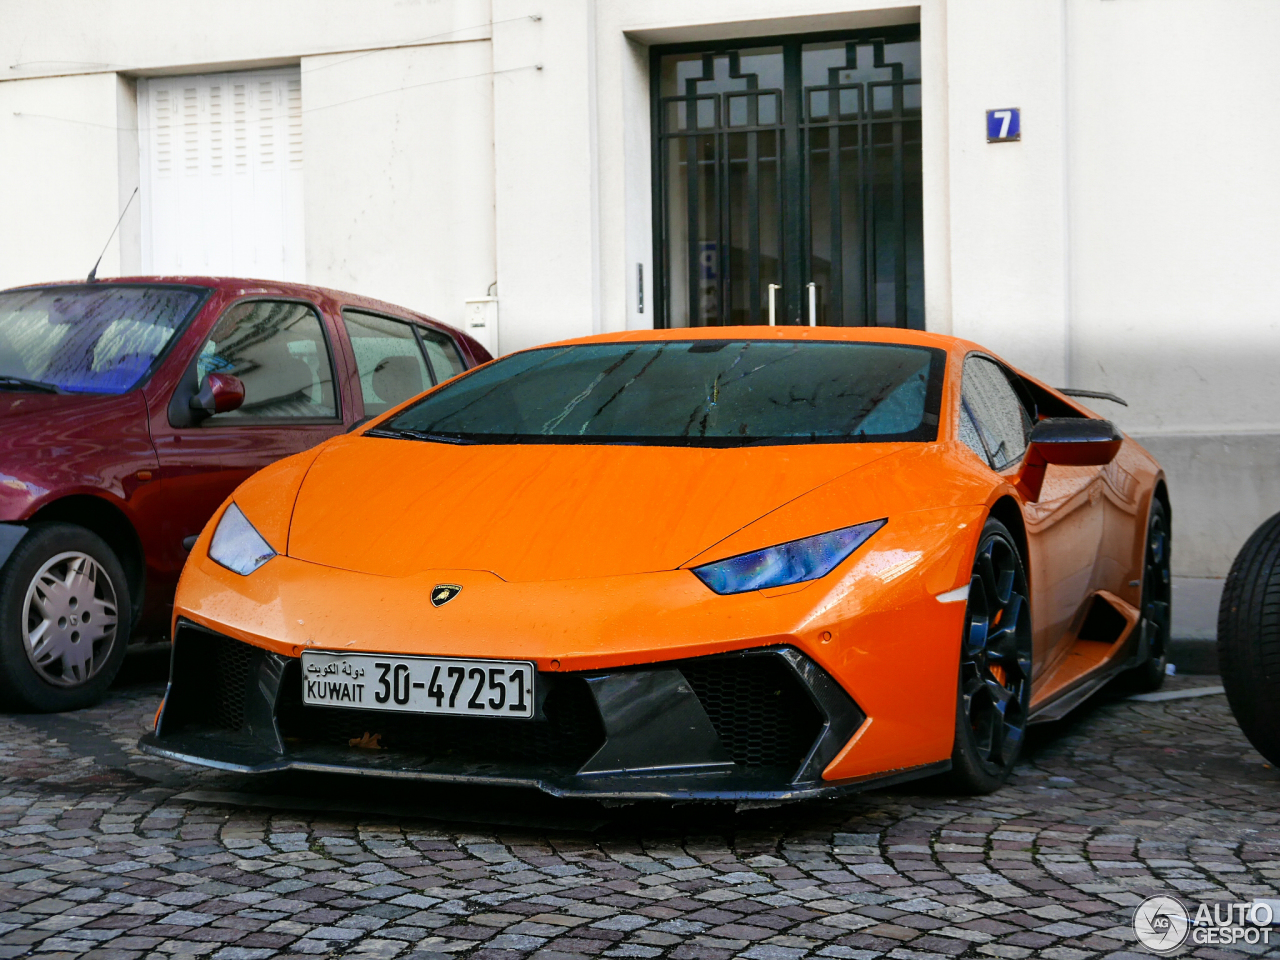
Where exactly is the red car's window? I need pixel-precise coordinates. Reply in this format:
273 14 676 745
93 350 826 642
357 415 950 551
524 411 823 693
341 309 433 417
0 284 205 394
197 300 338 420
419 327 466 382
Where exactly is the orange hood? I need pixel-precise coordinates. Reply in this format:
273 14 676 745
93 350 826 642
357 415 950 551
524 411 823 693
283 435 899 582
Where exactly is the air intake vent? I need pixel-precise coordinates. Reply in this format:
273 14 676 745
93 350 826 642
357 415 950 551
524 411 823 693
164 625 257 733
679 653 824 771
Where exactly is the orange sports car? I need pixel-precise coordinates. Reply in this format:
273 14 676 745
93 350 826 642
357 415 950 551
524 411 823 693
141 327 1169 798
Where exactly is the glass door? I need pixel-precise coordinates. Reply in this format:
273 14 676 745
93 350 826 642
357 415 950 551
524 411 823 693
653 27 923 329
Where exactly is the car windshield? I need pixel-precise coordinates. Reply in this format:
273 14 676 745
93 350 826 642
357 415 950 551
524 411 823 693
0 285 206 394
380 340 945 446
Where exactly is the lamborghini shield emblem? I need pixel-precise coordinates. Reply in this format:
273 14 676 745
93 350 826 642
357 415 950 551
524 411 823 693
431 584 462 607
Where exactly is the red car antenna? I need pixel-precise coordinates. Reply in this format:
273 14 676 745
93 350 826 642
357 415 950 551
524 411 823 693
86 186 138 283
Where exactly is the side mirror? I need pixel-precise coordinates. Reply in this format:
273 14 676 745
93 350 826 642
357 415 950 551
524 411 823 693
1015 418 1122 503
189 373 245 423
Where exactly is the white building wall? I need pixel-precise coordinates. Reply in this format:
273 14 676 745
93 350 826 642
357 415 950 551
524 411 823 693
1062 0 1280 575
944 0 1071 386
301 41 496 333
490 2 601 353
0 72 134 287
0 0 1277 575
0 0 495 81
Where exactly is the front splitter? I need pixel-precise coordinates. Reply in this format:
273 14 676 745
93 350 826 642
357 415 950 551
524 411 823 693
138 731 948 802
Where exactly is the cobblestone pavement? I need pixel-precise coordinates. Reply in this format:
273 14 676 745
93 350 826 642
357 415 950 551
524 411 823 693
0 657 1274 960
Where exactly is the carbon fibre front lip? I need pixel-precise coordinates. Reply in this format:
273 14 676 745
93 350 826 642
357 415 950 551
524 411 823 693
136 731 949 801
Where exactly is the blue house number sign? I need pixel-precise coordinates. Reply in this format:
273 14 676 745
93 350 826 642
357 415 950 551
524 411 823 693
987 108 1020 142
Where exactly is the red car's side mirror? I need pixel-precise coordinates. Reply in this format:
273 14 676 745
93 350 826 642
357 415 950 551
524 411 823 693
1015 417 1122 503
189 373 245 423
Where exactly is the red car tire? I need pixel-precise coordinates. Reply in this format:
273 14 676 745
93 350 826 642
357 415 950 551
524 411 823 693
0 523 131 712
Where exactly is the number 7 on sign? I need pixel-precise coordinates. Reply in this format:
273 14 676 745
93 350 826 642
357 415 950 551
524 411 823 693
987 108 1020 142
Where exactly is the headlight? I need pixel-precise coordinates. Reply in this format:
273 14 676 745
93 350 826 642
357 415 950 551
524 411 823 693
208 502 277 576
692 519 886 595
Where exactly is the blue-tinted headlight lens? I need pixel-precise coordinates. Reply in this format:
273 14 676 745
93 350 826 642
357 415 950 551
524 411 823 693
692 519 886 595
208 502 277 576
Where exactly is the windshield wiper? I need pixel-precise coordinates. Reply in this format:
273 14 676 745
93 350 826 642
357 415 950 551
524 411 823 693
365 426 476 445
0 375 63 394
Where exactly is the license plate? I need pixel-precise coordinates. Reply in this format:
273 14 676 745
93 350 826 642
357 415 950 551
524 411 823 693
300 651 535 718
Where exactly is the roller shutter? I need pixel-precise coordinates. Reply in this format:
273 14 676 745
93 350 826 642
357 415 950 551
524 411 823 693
138 68 304 280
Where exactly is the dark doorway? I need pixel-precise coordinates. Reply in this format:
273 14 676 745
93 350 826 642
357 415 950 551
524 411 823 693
652 27 923 329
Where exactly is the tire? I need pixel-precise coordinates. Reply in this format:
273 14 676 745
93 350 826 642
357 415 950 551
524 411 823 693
0 523 131 712
1217 510 1280 766
943 517 1033 794
1120 499 1171 693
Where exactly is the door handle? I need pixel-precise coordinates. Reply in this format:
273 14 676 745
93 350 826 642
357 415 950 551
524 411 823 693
767 284 779 326
807 282 817 326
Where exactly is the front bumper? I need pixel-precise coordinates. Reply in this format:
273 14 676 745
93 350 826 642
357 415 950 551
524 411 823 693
140 620 947 800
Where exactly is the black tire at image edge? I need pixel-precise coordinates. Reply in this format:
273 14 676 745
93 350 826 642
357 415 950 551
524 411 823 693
1218 510 1280 766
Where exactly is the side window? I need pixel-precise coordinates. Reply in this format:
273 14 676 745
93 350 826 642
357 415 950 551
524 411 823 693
960 356 1031 470
957 403 987 462
419 327 467 382
197 300 337 420
342 310 433 417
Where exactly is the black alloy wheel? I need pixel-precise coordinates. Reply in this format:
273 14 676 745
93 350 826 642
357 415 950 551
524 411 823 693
0 523 131 712
945 517 1033 794
1122 500 1171 692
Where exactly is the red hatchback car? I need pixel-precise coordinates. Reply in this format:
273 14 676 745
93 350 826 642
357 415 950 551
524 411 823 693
0 277 489 712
